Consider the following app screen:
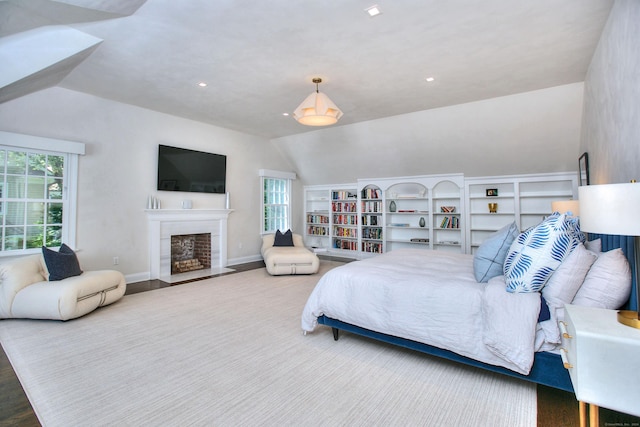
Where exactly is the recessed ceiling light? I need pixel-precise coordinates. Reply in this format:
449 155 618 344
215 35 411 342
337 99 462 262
365 5 381 17
198 82 207 87
282 113 290 116
425 77 435 82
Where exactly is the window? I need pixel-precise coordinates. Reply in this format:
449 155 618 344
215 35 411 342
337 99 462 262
0 132 83 256
260 169 296 234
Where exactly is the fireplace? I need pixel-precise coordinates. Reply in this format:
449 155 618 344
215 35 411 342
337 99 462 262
146 209 233 282
171 233 212 274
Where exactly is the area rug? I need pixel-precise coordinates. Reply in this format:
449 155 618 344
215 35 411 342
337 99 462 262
0 261 536 426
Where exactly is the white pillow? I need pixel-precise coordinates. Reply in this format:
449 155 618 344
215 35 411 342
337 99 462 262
585 238 601 253
571 248 631 309
503 212 583 293
542 243 597 310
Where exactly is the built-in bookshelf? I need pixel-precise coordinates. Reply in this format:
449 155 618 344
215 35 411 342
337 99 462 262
360 185 383 254
465 173 578 253
385 182 431 252
432 180 464 251
304 186 331 250
304 172 576 257
331 187 358 253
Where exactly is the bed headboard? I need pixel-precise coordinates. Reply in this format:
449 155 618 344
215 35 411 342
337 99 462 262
589 233 637 311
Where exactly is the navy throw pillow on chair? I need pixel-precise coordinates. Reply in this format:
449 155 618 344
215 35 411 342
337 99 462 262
273 229 294 247
42 243 83 281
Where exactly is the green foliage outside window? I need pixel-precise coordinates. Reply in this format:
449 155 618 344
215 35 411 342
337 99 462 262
0 149 65 251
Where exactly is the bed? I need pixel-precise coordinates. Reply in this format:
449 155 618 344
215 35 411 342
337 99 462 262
301 222 637 392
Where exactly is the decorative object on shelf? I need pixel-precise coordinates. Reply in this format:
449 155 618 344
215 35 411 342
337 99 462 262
551 200 579 217
578 152 590 186
181 200 192 209
488 203 498 213
389 200 396 212
440 206 456 213
419 217 426 227
486 188 498 197
225 192 230 209
578 181 640 328
147 196 161 209
293 78 343 126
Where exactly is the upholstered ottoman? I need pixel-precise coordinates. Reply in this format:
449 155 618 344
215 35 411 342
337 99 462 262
261 232 320 275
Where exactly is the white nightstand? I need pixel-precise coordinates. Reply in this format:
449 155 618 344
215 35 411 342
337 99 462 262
560 304 640 427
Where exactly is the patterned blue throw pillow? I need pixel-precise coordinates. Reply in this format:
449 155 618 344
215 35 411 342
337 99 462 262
503 212 584 293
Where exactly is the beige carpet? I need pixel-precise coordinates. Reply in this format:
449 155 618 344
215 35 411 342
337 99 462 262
0 261 535 426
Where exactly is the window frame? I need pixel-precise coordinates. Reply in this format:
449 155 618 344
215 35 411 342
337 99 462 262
0 132 83 257
259 169 296 235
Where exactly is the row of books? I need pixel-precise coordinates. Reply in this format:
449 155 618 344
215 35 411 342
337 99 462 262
307 226 328 236
332 191 357 201
333 226 358 238
439 216 460 229
361 188 382 199
362 201 383 213
333 239 358 251
361 214 380 226
333 214 358 225
440 206 456 213
306 214 329 224
332 202 357 212
362 227 383 240
362 242 383 253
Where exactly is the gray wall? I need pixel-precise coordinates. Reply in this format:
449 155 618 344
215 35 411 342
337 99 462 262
580 0 640 184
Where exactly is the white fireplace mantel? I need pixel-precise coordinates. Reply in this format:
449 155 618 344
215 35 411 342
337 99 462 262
146 209 233 280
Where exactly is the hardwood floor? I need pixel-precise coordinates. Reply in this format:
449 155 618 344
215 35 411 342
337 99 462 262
1 260 638 426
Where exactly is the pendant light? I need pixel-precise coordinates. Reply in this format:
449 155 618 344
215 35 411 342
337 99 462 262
293 78 343 126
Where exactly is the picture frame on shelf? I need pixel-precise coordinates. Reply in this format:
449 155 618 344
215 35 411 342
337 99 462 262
486 188 498 197
579 152 590 186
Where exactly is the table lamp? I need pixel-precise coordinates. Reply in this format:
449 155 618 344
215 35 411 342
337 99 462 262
578 182 640 329
551 200 580 217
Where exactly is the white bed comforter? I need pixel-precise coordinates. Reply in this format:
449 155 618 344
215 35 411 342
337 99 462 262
301 249 542 374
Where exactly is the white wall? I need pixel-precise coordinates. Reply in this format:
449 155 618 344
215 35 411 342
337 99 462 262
580 0 640 185
272 83 584 186
0 87 295 279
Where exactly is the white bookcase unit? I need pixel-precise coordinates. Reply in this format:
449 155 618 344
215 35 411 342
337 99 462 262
331 186 359 254
360 184 384 255
465 172 578 253
304 185 332 251
304 172 577 258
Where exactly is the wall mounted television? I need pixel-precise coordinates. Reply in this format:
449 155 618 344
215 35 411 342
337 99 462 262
157 145 226 194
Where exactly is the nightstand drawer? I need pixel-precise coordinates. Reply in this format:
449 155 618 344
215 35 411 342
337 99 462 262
563 304 640 417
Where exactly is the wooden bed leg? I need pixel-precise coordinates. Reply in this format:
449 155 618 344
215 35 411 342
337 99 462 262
332 327 339 341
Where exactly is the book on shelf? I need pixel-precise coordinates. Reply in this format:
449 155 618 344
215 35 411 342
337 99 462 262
410 238 429 243
389 223 410 227
440 206 456 213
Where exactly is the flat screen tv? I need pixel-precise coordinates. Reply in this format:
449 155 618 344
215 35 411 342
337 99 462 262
157 145 226 194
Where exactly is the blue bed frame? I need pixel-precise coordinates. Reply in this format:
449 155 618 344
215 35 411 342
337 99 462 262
318 234 637 393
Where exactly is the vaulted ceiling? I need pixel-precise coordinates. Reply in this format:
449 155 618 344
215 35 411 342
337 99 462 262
0 0 614 139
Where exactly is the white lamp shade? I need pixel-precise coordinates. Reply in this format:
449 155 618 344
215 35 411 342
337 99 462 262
551 200 580 217
578 183 640 236
293 91 343 126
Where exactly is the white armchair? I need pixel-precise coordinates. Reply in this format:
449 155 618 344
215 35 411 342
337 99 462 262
0 254 126 320
261 233 320 275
